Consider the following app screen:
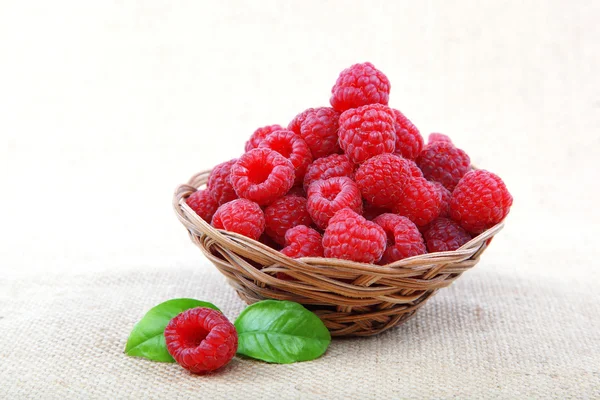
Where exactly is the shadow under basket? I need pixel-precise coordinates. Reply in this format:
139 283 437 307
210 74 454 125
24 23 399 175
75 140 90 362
173 170 505 337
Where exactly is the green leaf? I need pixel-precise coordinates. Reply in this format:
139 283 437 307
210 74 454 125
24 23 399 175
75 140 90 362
234 300 331 364
125 298 220 362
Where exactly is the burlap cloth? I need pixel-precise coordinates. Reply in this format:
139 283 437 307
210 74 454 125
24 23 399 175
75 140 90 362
1 1 599 398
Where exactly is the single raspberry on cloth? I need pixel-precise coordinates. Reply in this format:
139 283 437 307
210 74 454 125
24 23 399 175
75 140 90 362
355 154 410 209
423 217 472 252
338 103 396 164
245 124 284 152
212 199 265 240
306 176 362 229
449 170 513 234
391 108 423 160
186 189 218 223
258 130 313 186
373 213 426 264
207 159 238 206
303 154 355 191
394 177 442 227
264 195 313 245
330 62 391 112
281 225 324 258
417 141 471 191
323 208 386 263
165 307 237 375
230 148 295 206
288 107 341 158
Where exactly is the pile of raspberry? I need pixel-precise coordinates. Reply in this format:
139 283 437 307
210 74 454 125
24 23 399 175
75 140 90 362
186 62 513 265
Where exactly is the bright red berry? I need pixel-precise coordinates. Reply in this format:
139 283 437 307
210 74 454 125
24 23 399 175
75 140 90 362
323 208 386 263
245 124 284 152
428 132 453 144
423 217 472 253
431 181 452 218
212 199 265 240
405 159 424 178
330 62 390 112
207 159 238 205
303 154 355 191
394 177 442 227
230 148 295 206
391 109 423 160
264 195 313 245
165 307 237 375
186 189 218 223
338 104 396 164
449 170 513 234
355 154 410 209
306 176 362 229
373 213 426 264
288 107 341 158
281 225 324 258
258 130 313 186
417 141 471 191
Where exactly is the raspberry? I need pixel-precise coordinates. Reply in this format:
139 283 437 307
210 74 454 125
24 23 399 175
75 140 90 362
338 104 396 164
416 141 471 191
405 159 424 178
264 195 313 245
391 109 423 160
362 203 391 221
423 217 472 253
186 189 218 223
394 177 442 227
373 213 426 264
303 154 355 191
322 208 386 263
285 185 306 198
431 181 451 218
355 154 410 208
212 199 265 240
245 124 284 152
330 62 390 112
230 148 295 206
258 130 313 186
280 225 324 258
428 132 453 144
449 170 513 234
165 307 237 375
288 107 341 158
306 176 362 229
207 159 238 205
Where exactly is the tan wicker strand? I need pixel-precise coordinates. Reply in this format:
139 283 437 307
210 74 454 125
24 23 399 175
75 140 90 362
173 170 505 337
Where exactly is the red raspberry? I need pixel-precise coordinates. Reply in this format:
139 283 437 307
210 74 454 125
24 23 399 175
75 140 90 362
306 176 362 229
373 213 426 264
303 154 355 191
391 109 423 160
417 141 471 191
428 132 453 144
394 177 442 227
355 154 410 208
431 181 451 218
338 104 396 164
405 159 424 178
258 130 313 186
288 107 341 158
230 148 295 206
264 195 313 245
245 124 284 152
207 159 238 206
186 189 218 223
323 208 386 263
164 307 237 375
212 199 265 240
330 62 391 112
423 217 472 253
280 225 324 258
449 170 513 234
362 203 391 221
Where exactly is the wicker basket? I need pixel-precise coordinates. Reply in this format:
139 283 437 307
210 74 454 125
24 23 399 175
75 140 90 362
173 170 504 337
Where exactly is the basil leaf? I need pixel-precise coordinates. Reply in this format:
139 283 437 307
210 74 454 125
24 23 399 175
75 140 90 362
125 298 220 362
235 300 331 364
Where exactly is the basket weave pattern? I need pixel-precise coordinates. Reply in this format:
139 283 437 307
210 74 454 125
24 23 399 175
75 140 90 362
174 170 504 337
